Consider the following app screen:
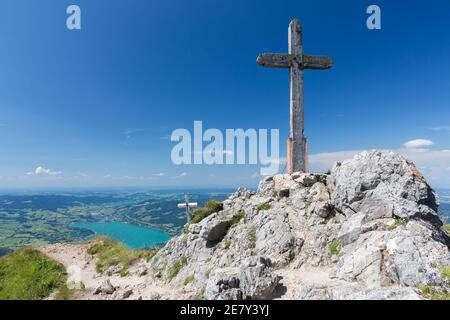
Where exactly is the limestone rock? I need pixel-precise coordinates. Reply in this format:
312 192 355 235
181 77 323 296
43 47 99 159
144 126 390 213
94 279 116 295
199 210 234 243
239 256 280 299
151 150 449 300
330 150 440 222
205 256 280 300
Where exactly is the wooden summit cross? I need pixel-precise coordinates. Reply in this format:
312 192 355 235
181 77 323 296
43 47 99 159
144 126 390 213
257 19 333 174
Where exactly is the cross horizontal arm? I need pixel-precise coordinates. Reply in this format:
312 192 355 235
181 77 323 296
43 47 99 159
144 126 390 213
302 55 333 70
256 53 293 68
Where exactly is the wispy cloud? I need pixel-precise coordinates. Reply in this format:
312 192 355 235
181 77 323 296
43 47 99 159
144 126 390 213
431 126 450 132
124 128 151 140
153 172 165 177
174 172 188 178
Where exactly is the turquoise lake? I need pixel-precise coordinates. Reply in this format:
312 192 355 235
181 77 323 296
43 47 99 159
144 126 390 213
71 222 171 249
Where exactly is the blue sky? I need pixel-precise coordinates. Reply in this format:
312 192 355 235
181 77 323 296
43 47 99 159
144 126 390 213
0 0 449 189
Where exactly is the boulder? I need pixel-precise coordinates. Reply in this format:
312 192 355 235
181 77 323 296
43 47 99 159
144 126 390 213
330 150 440 223
199 210 234 243
205 256 279 300
94 279 116 295
239 256 280 299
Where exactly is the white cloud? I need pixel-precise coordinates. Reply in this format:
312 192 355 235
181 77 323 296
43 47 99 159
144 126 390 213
153 172 166 177
27 166 61 176
175 172 188 178
403 139 434 152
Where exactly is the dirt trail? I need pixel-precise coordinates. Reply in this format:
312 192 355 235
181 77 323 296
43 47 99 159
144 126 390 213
39 243 190 300
274 267 350 300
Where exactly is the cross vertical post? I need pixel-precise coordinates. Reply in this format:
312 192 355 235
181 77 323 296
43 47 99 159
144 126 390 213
288 19 306 174
256 19 333 174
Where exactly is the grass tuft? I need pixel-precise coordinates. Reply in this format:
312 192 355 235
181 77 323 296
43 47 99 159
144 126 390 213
444 224 450 234
415 284 450 300
190 200 223 224
184 274 195 285
256 203 271 213
440 265 450 280
387 217 408 231
167 255 188 281
229 210 245 227
329 239 341 255
247 228 257 248
87 237 156 276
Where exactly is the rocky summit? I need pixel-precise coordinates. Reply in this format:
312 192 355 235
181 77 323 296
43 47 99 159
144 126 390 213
152 150 449 300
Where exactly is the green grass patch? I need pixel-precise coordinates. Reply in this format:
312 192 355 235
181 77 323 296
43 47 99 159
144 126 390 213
193 286 205 300
167 255 188 281
54 282 85 300
387 217 408 231
444 224 450 234
416 284 450 300
440 266 450 280
256 203 271 213
229 210 245 227
223 240 231 250
184 274 195 285
87 237 156 276
190 200 223 224
0 247 67 300
329 239 341 255
247 228 257 248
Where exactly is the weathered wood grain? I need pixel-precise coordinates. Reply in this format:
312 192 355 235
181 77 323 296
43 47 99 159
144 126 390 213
257 19 333 173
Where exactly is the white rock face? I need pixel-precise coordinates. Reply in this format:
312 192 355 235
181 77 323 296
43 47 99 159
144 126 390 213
151 150 449 300
329 150 440 221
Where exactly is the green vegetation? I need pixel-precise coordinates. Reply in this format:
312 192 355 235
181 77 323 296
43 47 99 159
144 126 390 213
256 203 271 213
0 247 67 300
229 210 245 227
223 240 231 250
441 266 450 280
184 274 195 285
329 239 341 255
415 284 450 300
167 255 188 281
444 224 450 234
87 237 156 276
206 267 213 278
190 200 223 224
54 282 85 300
247 228 257 248
194 286 205 300
387 217 408 231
